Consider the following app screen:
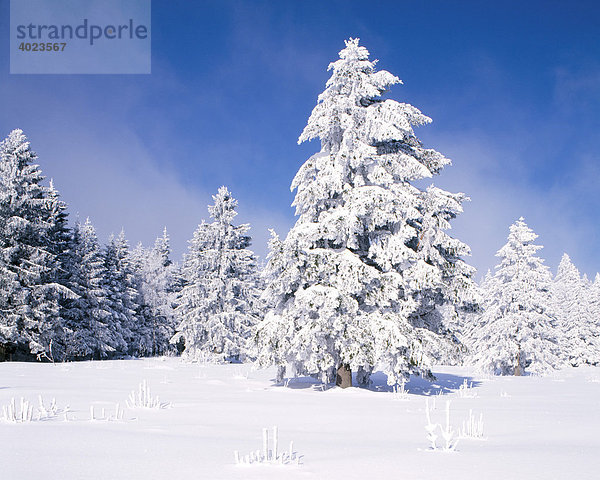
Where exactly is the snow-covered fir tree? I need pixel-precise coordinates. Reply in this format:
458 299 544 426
130 228 179 356
551 254 600 366
467 218 560 375
46 180 72 278
0 129 73 360
173 187 260 362
129 243 153 356
46 179 79 359
102 230 138 356
590 274 600 346
254 38 476 387
154 227 173 268
62 219 124 359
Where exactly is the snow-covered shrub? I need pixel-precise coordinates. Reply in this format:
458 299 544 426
424 399 439 450
424 399 458 452
1 396 69 423
392 381 409 401
126 380 168 409
439 401 459 451
457 379 477 398
234 426 300 465
2 397 34 423
459 409 485 439
37 395 70 420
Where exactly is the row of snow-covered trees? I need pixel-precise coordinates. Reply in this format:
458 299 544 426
3 38 597 384
65 224 179 360
0 128 261 363
0 129 180 361
462 218 600 376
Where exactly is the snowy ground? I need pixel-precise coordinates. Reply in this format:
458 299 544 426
1 358 599 479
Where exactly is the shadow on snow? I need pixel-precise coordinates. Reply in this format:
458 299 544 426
273 370 482 395
369 371 482 396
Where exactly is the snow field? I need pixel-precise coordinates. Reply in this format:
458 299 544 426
1 358 599 479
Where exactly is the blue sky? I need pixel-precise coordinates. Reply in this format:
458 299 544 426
1 0 599 278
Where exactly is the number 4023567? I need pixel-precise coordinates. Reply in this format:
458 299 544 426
18 42 66 52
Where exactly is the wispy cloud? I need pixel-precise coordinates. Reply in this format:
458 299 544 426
426 130 599 279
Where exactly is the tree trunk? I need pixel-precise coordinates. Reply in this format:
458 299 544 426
276 365 286 384
514 349 522 376
336 363 352 388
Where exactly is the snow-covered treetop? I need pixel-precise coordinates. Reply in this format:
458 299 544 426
293 38 452 223
0 129 45 193
555 253 580 284
1 129 35 167
153 227 172 267
495 217 549 283
78 218 100 250
298 38 446 172
209 186 238 225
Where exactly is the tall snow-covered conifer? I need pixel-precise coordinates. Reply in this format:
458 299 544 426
63 219 123 359
551 254 600 366
590 274 600 351
102 230 138 356
255 39 475 387
173 187 260 362
0 129 73 360
130 228 179 356
467 218 559 375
